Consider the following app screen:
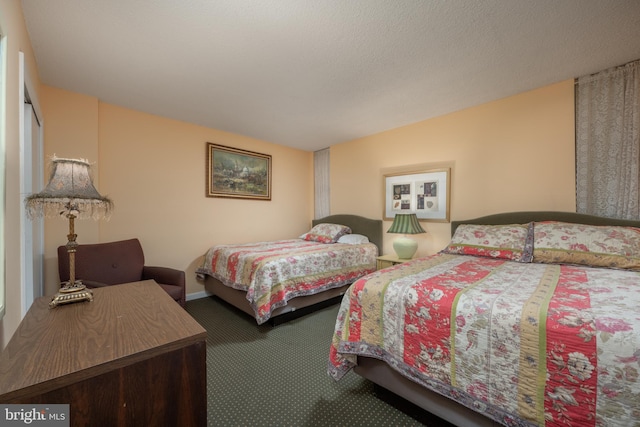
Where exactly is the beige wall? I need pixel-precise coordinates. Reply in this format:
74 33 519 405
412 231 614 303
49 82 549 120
0 0 43 348
330 80 576 257
40 87 314 298
0 0 576 348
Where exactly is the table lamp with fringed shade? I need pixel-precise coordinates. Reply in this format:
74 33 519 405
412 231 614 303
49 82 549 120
25 157 113 308
387 213 426 259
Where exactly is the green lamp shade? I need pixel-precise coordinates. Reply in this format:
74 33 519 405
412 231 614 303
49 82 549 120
387 213 426 259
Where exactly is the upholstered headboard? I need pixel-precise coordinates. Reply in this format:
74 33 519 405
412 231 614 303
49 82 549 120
312 214 382 254
451 211 640 236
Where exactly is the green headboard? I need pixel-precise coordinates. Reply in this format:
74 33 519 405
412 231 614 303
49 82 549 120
312 214 382 254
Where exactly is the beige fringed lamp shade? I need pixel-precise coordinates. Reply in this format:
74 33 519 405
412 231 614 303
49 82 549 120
24 157 113 308
25 157 113 220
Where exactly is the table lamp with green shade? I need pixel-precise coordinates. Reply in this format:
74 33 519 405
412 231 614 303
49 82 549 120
387 213 426 259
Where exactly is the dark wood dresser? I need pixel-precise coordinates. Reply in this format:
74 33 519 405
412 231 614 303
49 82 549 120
0 280 207 426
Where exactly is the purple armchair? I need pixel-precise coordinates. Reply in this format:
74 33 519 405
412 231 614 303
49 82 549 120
57 238 186 307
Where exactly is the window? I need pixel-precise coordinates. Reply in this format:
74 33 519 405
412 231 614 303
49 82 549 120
575 59 640 220
314 148 330 219
0 30 6 319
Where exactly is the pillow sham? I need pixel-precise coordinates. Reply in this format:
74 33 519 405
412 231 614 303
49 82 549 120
441 223 533 262
300 223 351 244
337 234 369 245
532 221 640 270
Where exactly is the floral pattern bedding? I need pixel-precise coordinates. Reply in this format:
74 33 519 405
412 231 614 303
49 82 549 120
197 239 377 324
328 253 640 426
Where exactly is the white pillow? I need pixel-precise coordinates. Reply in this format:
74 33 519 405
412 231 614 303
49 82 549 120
337 234 369 244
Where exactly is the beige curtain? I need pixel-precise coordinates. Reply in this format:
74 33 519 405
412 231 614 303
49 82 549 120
314 148 330 219
576 59 640 219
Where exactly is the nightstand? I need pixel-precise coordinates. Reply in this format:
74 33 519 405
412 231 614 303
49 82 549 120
376 254 412 270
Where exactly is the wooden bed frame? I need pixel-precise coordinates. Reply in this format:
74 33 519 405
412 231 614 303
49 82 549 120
204 214 382 324
353 211 640 427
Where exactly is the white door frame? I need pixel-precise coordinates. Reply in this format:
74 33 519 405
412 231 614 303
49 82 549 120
19 51 44 317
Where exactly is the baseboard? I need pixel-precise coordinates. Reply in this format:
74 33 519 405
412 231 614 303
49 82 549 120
186 290 212 301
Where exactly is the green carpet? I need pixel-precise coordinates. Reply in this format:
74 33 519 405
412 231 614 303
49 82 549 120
186 296 453 427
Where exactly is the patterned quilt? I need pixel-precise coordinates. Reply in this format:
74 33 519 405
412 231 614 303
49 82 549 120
328 253 640 426
197 239 377 324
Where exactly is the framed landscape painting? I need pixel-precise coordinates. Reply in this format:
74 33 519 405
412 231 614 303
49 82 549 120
206 143 272 200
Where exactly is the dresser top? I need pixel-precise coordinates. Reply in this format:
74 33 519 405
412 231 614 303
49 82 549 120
0 280 206 400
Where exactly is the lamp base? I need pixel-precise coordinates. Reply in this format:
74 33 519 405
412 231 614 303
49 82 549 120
49 281 93 308
393 236 418 259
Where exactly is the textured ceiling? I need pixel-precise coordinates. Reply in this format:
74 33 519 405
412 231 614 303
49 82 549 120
21 0 640 151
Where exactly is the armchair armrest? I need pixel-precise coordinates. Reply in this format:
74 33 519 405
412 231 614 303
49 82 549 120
142 266 185 287
143 266 186 307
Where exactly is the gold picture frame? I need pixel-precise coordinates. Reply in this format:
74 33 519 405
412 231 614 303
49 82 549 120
383 167 450 222
206 143 272 200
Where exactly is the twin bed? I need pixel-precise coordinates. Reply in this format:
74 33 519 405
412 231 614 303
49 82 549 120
196 214 382 324
329 211 640 427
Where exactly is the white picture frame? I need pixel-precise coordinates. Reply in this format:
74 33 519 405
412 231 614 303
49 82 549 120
383 168 450 222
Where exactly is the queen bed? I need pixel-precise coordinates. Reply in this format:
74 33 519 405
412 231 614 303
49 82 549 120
328 211 640 426
197 214 381 324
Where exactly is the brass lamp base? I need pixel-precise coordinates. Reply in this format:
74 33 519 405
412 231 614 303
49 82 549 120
49 280 94 308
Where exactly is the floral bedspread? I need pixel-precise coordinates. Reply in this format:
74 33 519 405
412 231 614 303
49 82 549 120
328 253 640 426
197 239 377 324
